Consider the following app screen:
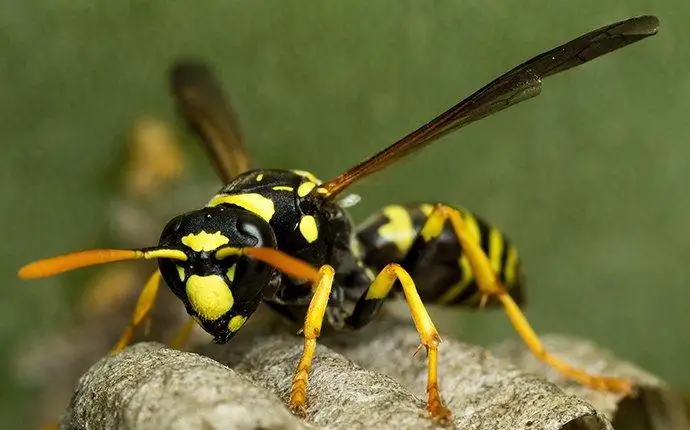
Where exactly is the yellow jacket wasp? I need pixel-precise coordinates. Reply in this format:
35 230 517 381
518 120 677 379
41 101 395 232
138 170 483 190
20 16 659 424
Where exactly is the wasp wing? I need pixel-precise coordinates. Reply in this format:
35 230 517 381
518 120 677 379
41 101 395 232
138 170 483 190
170 61 250 183
322 15 659 197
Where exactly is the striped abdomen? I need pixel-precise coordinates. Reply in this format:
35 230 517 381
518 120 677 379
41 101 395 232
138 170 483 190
355 203 525 308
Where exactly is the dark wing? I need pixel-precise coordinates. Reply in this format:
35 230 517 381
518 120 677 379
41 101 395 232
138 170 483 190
170 60 250 183
322 15 659 197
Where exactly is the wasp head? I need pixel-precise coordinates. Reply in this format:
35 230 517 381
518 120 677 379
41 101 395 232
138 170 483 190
157 204 278 343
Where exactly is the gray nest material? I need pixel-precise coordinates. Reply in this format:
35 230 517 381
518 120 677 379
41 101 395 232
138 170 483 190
61 312 688 430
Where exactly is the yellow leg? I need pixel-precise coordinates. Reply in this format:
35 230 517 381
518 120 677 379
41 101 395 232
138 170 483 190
289 265 335 416
290 263 451 423
169 317 196 350
361 263 451 423
111 270 162 353
496 293 632 392
430 204 633 394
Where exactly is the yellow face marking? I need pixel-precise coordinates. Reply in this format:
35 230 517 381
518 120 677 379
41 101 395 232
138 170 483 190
208 193 275 222
378 205 416 252
489 228 504 274
228 315 247 332
292 169 322 184
185 274 234 321
299 215 319 243
297 181 317 198
272 185 294 192
256 173 264 181
181 231 230 252
438 255 474 304
176 265 185 282
504 245 519 285
226 263 237 282
215 247 242 260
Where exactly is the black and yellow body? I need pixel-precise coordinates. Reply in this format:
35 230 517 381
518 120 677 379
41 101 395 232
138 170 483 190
156 167 523 344
158 168 367 343
20 15 659 428
356 203 524 307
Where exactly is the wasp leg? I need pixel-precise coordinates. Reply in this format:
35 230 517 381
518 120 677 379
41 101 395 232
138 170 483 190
345 264 452 424
289 265 335 416
169 317 196 350
111 270 162 353
425 204 634 394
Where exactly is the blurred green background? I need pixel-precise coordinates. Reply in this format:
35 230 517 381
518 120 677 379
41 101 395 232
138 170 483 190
2 1 688 428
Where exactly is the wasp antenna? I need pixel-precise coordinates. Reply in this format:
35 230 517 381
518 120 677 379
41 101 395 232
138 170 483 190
242 247 320 283
18 248 187 279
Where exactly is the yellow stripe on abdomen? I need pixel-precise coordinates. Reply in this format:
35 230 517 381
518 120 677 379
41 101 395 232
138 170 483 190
438 255 473 304
488 228 505 275
504 245 519 286
377 205 416 253
462 210 481 243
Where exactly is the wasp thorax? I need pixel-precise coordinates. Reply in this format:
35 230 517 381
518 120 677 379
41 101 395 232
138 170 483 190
156 204 278 343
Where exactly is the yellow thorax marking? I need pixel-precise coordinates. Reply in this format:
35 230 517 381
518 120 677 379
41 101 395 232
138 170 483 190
256 173 264 181
208 193 275 222
292 169 322 184
228 315 247 332
176 265 185 281
181 231 230 252
299 215 319 243
185 274 234 321
272 186 294 192
378 205 415 252
297 181 316 198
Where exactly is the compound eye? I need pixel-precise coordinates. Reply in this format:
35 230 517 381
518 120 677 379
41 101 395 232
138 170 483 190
159 214 185 243
239 222 263 246
236 213 273 248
